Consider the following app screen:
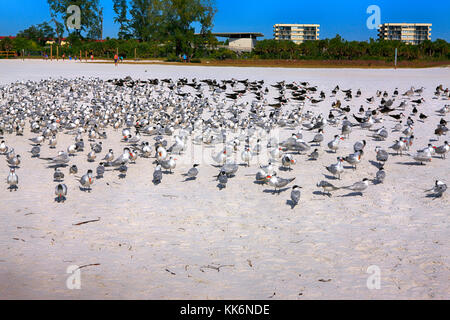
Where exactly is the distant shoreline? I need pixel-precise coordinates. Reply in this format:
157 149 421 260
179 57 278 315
2 57 449 69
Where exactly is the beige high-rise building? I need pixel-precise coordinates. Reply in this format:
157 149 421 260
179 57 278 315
378 23 432 45
273 24 320 44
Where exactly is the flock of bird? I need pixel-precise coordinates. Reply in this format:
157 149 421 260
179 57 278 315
1 76 449 207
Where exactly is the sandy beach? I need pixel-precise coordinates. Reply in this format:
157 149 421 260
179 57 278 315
0 60 449 299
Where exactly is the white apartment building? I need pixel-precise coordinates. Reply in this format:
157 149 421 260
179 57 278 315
378 23 432 45
273 24 320 44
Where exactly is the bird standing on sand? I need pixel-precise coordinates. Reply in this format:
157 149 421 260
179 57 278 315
342 178 370 196
267 173 295 194
55 184 67 202
69 165 78 175
327 135 344 153
281 154 296 171
426 180 447 198
309 148 319 160
290 185 302 207
317 181 340 197
153 165 163 184
375 167 386 184
96 163 105 178
326 157 344 179
53 168 64 181
103 149 114 162
217 170 228 189
184 164 199 180
309 129 324 146
7 168 18 191
375 146 389 166
434 141 449 159
79 170 94 192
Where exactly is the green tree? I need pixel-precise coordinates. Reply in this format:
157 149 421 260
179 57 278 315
113 0 131 39
17 22 56 45
47 0 103 39
129 0 165 41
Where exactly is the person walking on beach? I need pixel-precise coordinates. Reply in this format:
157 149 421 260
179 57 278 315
182 53 187 63
114 53 118 66
62 53 65 61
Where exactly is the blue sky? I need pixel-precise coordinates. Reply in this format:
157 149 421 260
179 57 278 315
1 0 448 41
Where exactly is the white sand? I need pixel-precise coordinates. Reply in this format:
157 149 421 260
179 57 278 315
0 60 449 299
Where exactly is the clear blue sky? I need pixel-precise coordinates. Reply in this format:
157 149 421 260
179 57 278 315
1 0 449 41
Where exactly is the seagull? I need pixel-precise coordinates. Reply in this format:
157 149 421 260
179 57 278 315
103 149 114 162
281 154 296 171
375 146 389 166
375 167 386 184
79 170 94 192
434 141 449 159
266 173 295 194
153 165 163 184
290 185 302 207
353 140 367 152
241 147 252 166
53 168 64 182
308 148 319 160
7 168 18 191
426 180 447 198
55 184 67 202
217 170 228 189
31 145 40 157
160 156 176 173
96 163 105 178
344 150 363 170
326 157 344 179
69 165 78 175
327 135 344 153
309 129 324 146
316 181 340 197
183 164 199 180
342 178 369 196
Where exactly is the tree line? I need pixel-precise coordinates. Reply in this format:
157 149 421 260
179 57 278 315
0 0 449 62
252 36 449 61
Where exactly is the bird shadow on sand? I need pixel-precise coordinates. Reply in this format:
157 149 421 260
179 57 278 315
425 193 444 200
46 164 68 169
339 192 364 197
369 160 383 169
54 196 67 203
79 187 92 193
313 190 332 197
182 177 197 182
217 183 226 190
325 150 338 154
253 180 266 186
286 199 297 209
279 167 293 172
395 161 427 166
263 187 290 195
323 174 339 180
